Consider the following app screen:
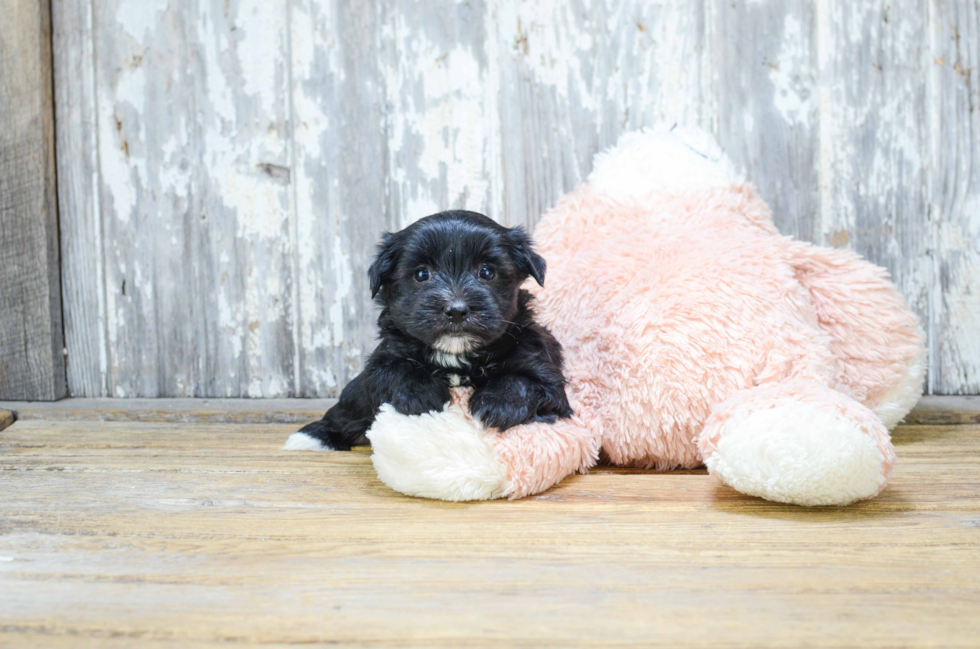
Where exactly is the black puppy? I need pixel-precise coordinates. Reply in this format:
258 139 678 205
289 210 572 451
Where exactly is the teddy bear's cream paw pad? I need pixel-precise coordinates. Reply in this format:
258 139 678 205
282 432 334 451
704 401 888 507
366 403 512 501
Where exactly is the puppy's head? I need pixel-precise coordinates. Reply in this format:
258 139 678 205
368 210 546 354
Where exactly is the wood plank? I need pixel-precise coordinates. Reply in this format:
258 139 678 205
902 394 980 425
51 0 107 397
0 410 12 432
493 0 708 229
51 1 980 397
1 395 970 425
85 0 297 398
0 0 67 400
707 0 819 241
381 0 502 224
0 397 334 424
0 418 978 647
816 0 932 388
288 0 390 397
928 0 980 394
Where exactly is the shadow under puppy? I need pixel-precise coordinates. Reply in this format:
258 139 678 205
286 210 573 451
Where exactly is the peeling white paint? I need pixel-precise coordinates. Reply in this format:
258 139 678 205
385 9 497 225
58 0 980 397
770 15 815 126
237 1 285 108
115 0 166 40
326 231 352 345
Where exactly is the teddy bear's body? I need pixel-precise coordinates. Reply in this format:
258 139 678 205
363 128 925 506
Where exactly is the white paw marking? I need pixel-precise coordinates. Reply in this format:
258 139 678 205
282 432 334 451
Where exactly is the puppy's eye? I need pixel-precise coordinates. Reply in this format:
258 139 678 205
479 266 495 280
414 268 431 283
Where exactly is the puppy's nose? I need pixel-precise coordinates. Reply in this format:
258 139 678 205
444 300 469 324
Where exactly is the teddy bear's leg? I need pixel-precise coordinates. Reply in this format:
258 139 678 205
366 389 600 502
697 381 897 506
787 241 925 429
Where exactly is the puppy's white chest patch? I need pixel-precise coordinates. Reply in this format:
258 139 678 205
433 335 476 355
431 350 471 369
448 374 461 387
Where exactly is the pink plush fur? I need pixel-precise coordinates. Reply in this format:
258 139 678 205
487 174 922 502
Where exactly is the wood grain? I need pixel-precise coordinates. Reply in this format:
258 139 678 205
928 0 980 395
0 397 335 424
493 0 708 230
0 417 978 647
382 0 500 224
50 1 980 396
902 394 980 424
51 0 106 397
289 0 389 397
0 395 971 426
56 0 299 398
816 0 933 387
0 0 67 400
708 0 819 241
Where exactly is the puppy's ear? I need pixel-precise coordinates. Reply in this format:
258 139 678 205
368 231 403 299
507 226 547 287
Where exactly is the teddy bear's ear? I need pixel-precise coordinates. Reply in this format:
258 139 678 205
368 231 405 299
507 226 547 287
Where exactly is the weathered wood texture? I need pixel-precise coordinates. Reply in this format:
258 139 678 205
903 394 980 424
0 0 67 401
1 418 979 647
708 0 819 241
51 0 105 400
817 0 932 385
0 394 973 425
0 397 336 424
51 0 980 397
928 0 980 395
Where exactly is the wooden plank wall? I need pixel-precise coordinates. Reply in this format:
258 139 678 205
0 0 67 400
929 0 980 395
51 0 980 398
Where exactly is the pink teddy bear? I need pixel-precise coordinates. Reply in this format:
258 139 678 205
366 127 925 507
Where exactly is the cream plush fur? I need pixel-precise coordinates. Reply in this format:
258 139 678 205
358 126 925 506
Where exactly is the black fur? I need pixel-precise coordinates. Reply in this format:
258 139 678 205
296 210 573 450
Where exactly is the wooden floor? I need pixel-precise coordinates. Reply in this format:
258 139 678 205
1 404 979 648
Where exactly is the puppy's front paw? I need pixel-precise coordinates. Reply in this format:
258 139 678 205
285 421 344 451
388 381 450 417
470 385 535 431
283 432 334 451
